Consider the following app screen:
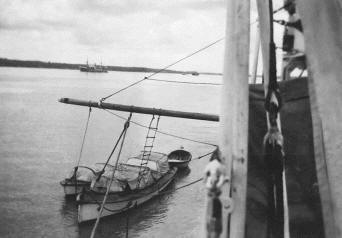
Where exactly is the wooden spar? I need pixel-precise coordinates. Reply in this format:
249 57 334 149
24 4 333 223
58 98 219 122
296 1 342 237
251 24 261 84
220 0 249 237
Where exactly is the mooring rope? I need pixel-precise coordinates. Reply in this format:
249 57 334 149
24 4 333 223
191 151 216 161
160 177 203 196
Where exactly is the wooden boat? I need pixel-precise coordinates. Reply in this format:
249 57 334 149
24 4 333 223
77 152 177 223
167 149 192 169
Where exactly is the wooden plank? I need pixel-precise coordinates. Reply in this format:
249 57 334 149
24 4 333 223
307 72 337 238
220 0 250 237
296 1 342 237
58 98 219 122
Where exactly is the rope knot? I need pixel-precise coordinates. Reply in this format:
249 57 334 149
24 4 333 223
263 126 284 149
265 89 282 113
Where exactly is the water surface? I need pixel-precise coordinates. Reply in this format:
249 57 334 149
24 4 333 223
0 67 220 238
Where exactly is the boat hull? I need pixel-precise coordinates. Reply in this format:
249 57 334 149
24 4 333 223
60 180 90 196
77 167 177 223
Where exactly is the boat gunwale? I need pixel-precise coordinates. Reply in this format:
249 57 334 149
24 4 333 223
77 167 177 204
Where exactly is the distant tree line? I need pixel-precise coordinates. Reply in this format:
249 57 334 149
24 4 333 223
0 57 199 75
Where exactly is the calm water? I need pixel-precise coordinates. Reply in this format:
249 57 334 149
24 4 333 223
0 67 221 238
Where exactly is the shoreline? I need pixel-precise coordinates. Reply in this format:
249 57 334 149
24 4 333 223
0 58 219 76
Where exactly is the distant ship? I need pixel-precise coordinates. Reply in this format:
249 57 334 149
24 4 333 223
80 60 108 73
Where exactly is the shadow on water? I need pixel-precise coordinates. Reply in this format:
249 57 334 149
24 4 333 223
60 196 78 226
60 180 178 238
174 167 191 182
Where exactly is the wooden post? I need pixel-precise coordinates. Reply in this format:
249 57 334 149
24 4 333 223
296 1 342 237
220 0 250 237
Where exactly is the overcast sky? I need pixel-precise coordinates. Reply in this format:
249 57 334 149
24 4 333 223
0 0 285 72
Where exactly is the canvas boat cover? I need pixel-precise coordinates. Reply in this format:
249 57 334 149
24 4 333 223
246 78 324 238
92 152 170 192
72 169 94 182
67 163 116 183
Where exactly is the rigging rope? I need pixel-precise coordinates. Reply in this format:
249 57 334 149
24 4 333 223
100 38 224 102
101 108 217 147
146 78 222 86
75 106 92 168
73 106 92 195
263 1 286 237
99 2 290 102
90 113 132 238
96 115 132 180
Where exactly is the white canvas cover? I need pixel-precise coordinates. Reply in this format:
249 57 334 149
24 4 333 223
69 167 96 182
132 152 170 174
91 152 170 191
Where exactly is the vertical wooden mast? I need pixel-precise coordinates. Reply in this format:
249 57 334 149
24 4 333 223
296 1 342 237
220 0 250 237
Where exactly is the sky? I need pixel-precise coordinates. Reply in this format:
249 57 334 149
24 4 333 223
0 0 286 73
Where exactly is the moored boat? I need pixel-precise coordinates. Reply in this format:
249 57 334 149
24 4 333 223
77 152 177 223
80 59 108 73
167 149 192 169
60 166 96 196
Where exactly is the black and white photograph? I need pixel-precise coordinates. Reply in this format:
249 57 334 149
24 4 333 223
0 0 341 237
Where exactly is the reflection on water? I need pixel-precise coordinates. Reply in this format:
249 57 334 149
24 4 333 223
61 181 176 238
60 172 191 238
0 67 220 238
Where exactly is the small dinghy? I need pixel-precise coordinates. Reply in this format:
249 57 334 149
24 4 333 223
167 149 192 169
77 152 177 223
